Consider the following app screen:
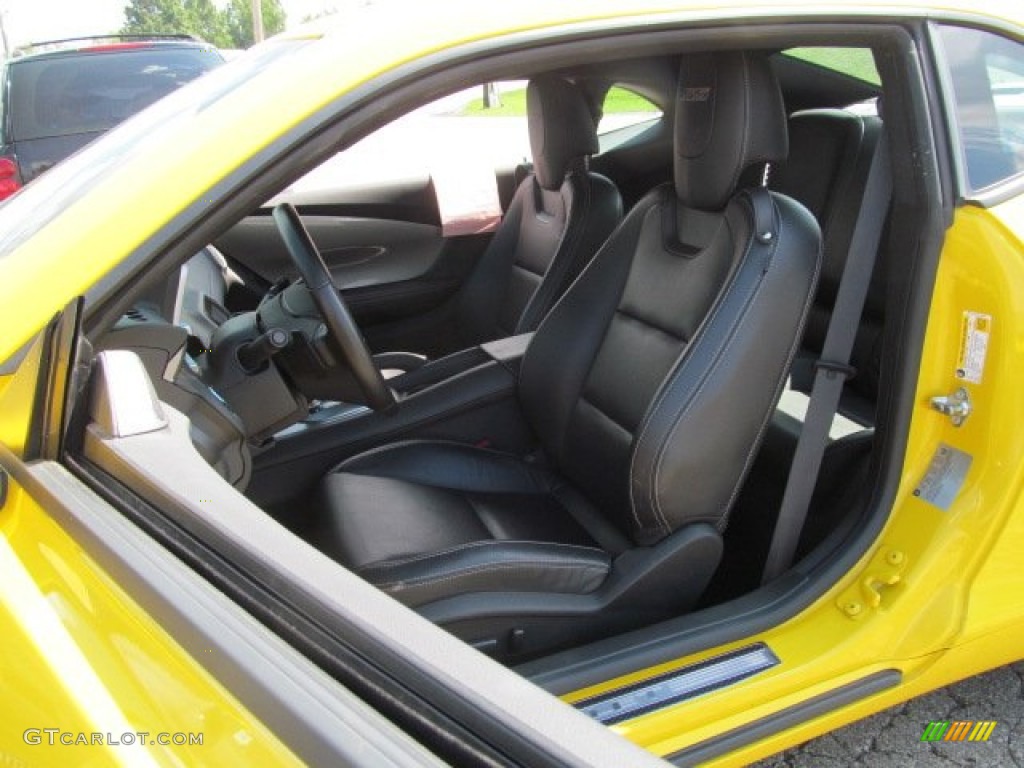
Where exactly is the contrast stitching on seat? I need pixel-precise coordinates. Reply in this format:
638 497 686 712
619 196 725 534
374 560 609 592
359 540 607 572
335 438 534 482
716 203 822 530
648 193 798 529
318 390 518 469
629 214 747 534
335 438 453 473
634 191 779 534
648 242 763 532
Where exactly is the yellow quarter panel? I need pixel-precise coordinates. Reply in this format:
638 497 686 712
944 198 1024 642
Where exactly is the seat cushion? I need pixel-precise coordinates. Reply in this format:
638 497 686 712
309 441 626 606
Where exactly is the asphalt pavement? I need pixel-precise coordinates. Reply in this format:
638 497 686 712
752 661 1024 767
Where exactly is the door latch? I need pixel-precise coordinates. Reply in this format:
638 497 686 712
837 547 907 620
930 387 971 427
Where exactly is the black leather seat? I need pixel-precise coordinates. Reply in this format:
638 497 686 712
377 75 623 375
308 52 822 659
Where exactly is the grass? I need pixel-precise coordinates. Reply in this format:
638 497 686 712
460 85 659 117
602 86 661 114
460 87 529 116
784 47 881 85
459 48 880 117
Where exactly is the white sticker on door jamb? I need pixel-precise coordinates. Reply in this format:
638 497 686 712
955 311 991 385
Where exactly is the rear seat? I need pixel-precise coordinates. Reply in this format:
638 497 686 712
703 107 886 601
771 108 885 425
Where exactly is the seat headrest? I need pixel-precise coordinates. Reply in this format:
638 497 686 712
527 76 599 191
674 52 788 210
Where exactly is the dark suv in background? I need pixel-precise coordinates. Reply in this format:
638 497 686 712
0 35 224 200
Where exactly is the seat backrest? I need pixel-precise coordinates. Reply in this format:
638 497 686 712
453 76 623 346
770 108 885 421
520 52 822 547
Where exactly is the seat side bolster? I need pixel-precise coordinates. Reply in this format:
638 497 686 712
630 193 822 545
451 183 530 346
515 171 624 334
360 541 611 607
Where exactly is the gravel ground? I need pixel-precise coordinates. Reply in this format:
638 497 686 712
752 662 1024 767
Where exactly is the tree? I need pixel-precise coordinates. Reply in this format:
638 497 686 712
223 0 286 48
121 0 232 48
121 0 288 49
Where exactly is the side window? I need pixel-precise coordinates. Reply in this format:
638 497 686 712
452 80 536 165
597 85 662 134
280 81 530 197
939 25 1024 192
280 83 533 235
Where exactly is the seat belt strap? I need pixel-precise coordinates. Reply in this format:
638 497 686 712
762 133 892 584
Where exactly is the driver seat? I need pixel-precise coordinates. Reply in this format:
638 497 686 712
375 74 623 376
307 52 822 660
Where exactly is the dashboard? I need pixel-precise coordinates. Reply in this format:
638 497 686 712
96 244 386 491
96 247 256 488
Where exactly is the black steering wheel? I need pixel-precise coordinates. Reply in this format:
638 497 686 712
271 203 396 411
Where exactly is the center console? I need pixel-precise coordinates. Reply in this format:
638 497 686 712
247 333 536 508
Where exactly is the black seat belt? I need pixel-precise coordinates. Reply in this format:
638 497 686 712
762 132 892 584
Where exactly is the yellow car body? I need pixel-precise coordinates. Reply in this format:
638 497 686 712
0 2 1022 766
